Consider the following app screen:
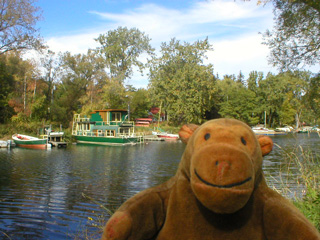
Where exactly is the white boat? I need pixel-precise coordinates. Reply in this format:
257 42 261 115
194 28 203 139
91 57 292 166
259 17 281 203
12 134 51 149
0 140 8 148
152 131 179 140
252 126 287 136
0 140 15 148
275 126 294 132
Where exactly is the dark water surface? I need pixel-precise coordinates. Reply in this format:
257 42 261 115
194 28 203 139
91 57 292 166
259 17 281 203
0 133 319 239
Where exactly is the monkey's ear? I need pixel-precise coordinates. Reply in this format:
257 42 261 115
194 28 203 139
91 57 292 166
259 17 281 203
257 135 273 156
179 124 199 144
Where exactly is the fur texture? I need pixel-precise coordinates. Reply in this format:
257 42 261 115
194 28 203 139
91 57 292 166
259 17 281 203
102 118 320 240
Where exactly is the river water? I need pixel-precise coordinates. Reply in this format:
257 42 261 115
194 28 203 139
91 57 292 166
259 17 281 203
0 133 319 239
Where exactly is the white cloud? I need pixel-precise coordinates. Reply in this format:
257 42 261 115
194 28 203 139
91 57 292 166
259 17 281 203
187 1 267 24
46 32 100 54
206 34 274 77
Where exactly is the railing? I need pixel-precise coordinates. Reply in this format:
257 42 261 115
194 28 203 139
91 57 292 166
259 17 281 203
75 130 144 138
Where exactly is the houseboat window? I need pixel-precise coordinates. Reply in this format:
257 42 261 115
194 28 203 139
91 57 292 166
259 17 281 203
112 112 121 122
106 130 115 137
120 128 130 135
79 124 89 131
83 123 90 131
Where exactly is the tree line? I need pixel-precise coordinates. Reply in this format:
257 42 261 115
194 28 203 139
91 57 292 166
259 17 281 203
0 37 319 128
0 0 319 128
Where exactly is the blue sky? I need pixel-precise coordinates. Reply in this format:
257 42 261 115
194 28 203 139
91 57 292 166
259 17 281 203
34 0 279 88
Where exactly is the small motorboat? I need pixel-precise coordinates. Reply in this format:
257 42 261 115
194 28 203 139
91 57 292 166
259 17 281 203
152 131 179 140
12 134 51 149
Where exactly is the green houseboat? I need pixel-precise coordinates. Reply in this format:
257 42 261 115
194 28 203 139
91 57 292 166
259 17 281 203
72 109 143 146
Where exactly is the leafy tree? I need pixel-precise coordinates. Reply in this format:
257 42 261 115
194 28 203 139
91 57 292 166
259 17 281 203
51 79 83 126
41 50 59 118
129 88 152 120
0 58 14 122
0 0 43 54
3 52 40 117
281 71 308 127
101 78 127 109
301 73 320 125
263 0 320 70
149 38 216 124
95 27 154 82
257 73 287 126
247 71 264 93
52 50 108 123
257 71 309 127
236 71 245 85
216 76 259 125
30 94 47 120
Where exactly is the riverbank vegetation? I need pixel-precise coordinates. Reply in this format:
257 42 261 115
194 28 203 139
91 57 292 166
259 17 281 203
267 144 320 231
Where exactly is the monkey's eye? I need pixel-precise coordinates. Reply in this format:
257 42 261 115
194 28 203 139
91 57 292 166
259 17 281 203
241 137 247 145
204 133 211 141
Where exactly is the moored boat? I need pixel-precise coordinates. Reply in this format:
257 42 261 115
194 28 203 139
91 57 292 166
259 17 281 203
275 126 294 133
72 109 143 146
152 131 179 140
0 140 8 148
252 126 287 136
12 134 50 149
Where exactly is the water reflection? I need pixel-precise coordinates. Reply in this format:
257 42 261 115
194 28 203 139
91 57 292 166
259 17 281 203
0 133 319 239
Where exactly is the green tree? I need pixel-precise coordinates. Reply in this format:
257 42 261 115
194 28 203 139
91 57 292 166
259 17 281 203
216 76 259 125
51 79 82 126
279 71 308 127
301 73 320 125
95 27 154 82
247 71 264 93
149 38 216 124
0 58 14 122
41 50 59 119
258 73 287 126
0 0 43 54
129 88 152 120
101 79 126 109
3 52 40 118
52 50 108 123
257 71 309 127
263 0 320 70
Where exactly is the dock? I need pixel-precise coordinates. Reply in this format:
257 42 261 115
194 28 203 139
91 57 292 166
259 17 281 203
50 141 67 148
0 140 15 148
42 131 68 148
143 135 165 141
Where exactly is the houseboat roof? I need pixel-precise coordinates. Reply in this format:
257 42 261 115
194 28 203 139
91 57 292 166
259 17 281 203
90 109 128 114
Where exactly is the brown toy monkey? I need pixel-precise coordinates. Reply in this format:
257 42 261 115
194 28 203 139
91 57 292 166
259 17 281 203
102 118 320 240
